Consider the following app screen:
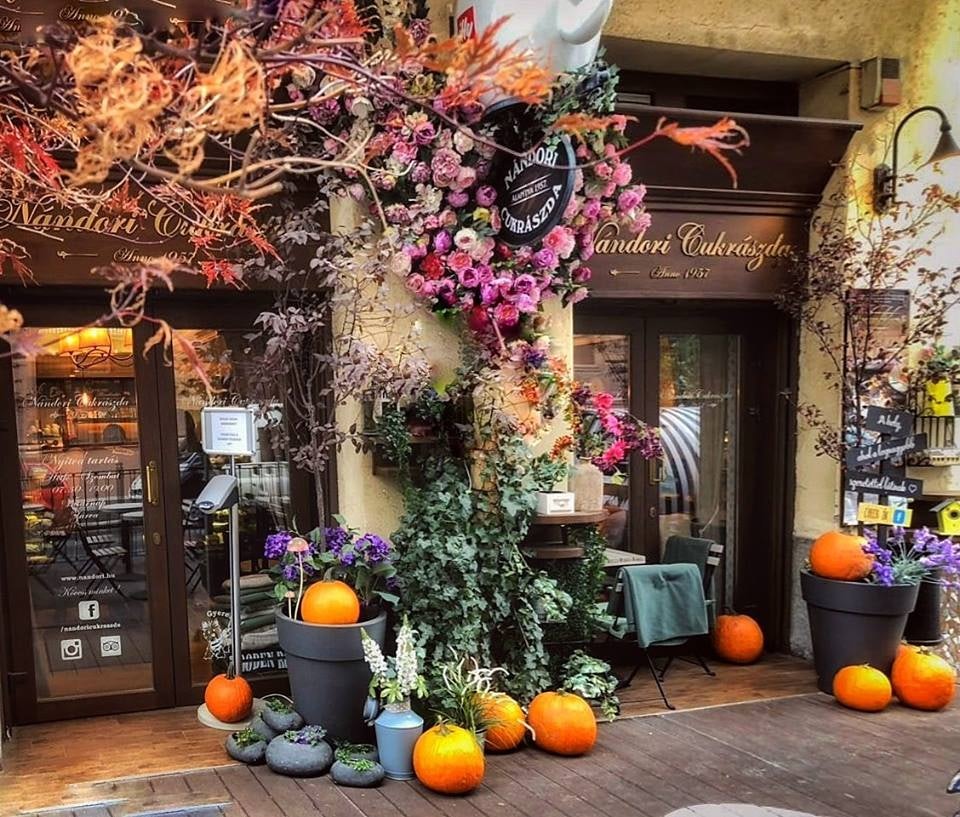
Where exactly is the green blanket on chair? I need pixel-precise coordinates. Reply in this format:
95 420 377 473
618 564 708 648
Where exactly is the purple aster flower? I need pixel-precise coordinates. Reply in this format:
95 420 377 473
264 531 293 560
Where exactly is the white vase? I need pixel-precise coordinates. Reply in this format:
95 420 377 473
571 458 603 512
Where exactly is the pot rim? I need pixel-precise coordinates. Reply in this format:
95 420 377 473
799 568 918 589
276 608 387 630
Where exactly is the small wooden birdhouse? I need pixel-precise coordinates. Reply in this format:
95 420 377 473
931 499 960 536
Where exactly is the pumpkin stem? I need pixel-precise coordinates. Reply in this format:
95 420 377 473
226 660 237 680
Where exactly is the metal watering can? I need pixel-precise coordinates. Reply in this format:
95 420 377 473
455 0 614 84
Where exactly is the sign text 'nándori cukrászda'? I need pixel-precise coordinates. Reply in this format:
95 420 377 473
593 220 797 279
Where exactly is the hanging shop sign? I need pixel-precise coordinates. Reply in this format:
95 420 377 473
844 433 927 469
845 470 923 498
587 209 806 299
496 138 576 247
862 406 914 437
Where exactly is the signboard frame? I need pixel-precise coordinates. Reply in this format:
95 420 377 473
200 407 256 457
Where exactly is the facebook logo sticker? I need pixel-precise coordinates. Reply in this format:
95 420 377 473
79 600 100 621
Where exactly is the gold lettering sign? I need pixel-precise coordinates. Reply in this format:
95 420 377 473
594 220 796 273
0 195 214 244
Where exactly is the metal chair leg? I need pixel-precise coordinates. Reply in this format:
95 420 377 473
692 645 716 677
646 651 675 710
658 654 675 680
617 659 642 690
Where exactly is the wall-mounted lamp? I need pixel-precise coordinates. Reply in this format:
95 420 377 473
874 105 960 212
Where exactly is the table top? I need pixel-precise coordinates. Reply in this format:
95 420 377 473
101 501 143 513
532 510 608 526
603 548 647 568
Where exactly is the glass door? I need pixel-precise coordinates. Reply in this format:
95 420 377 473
574 306 791 643
0 319 177 722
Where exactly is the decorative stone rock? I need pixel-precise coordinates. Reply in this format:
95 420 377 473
330 759 385 788
249 714 279 742
225 731 267 765
261 700 304 733
334 742 379 763
265 728 333 777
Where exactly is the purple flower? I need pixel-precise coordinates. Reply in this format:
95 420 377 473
617 189 642 213
391 141 418 165
355 533 392 565
533 247 559 270
412 120 436 145
264 531 293 560
447 190 470 208
513 274 538 295
281 563 300 583
433 231 452 254
475 185 497 206
458 267 480 288
411 162 431 184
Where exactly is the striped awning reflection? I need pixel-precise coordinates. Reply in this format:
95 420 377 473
659 406 699 516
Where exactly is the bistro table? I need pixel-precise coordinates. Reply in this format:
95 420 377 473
522 510 609 559
100 501 144 576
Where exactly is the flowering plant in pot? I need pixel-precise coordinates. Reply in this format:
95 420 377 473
265 523 398 743
800 527 959 693
554 382 662 511
361 616 428 780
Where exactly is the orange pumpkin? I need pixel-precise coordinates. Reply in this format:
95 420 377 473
527 691 597 756
204 672 253 723
896 642 920 662
300 580 360 625
481 693 527 752
809 530 873 581
712 613 764 664
413 722 485 794
891 648 956 711
832 665 892 712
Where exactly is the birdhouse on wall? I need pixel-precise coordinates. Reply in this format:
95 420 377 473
931 499 960 536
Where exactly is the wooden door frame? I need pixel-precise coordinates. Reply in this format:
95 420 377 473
145 292 328 705
574 300 797 649
0 294 177 723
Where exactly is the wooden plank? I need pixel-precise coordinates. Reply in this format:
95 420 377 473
493 749 611 817
670 699 950 817
246 765 324 817
215 767 284 817
625 715 858 817
380 780 487 817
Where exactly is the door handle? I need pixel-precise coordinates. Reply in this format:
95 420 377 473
648 457 664 484
145 460 159 506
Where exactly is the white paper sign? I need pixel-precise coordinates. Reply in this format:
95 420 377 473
201 407 256 457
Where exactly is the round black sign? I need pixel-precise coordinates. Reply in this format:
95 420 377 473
496 136 576 248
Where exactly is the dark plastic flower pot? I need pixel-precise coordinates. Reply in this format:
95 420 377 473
800 569 919 694
903 577 944 646
276 609 387 743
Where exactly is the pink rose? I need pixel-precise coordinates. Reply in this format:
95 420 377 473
406 273 426 294
475 263 494 284
480 283 500 306
543 226 576 259
594 162 612 180
391 141 417 165
458 267 480 288
574 265 592 283
533 247 559 270
412 120 436 145
433 231 452 253
612 162 632 186
513 274 538 295
431 148 461 187
494 303 520 327
447 190 470 208
475 185 497 206
581 199 601 220
451 166 477 192
514 293 539 313
594 392 614 411
447 250 472 273
632 212 652 234
617 189 642 213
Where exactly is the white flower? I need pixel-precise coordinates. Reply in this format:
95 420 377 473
395 620 420 697
453 129 475 153
361 630 389 683
454 228 478 252
416 183 442 214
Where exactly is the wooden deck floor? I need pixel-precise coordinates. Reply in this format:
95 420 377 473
8 694 959 817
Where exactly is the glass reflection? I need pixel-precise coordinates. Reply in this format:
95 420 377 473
15 328 153 700
171 330 292 685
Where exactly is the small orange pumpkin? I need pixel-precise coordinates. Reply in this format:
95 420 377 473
300 580 360 625
413 722 485 794
809 530 873 581
891 648 956 711
832 665 892 712
204 672 253 723
712 613 764 664
527 690 597 756
896 642 920 662
481 693 527 752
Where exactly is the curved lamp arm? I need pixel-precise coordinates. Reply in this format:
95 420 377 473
875 105 955 212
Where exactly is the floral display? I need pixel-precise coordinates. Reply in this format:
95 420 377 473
555 382 662 474
321 56 651 343
361 617 427 704
863 527 960 587
265 521 398 613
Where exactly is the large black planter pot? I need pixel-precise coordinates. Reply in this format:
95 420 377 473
800 569 919 694
276 609 387 743
903 578 944 646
